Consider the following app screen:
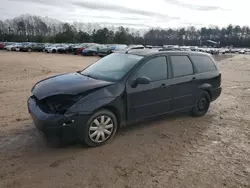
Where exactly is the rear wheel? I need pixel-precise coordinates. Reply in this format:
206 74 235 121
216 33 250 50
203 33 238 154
191 91 210 117
52 49 56 53
82 109 117 147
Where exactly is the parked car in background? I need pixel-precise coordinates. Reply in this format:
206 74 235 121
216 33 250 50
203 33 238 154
18 43 45 52
98 45 126 57
0 42 5 50
57 44 70 53
5 43 19 51
43 44 52 53
46 44 65 53
72 43 97 55
82 45 101 56
30 43 46 52
244 49 250 54
72 44 87 55
65 44 78 53
239 49 246 54
13 43 25 51
230 48 239 53
18 43 31 52
219 48 226 54
98 46 115 57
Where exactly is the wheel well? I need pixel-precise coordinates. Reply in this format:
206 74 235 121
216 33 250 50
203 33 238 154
204 89 212 100
102 106 121 128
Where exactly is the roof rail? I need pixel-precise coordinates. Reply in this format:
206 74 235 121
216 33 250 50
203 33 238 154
125 47 145 53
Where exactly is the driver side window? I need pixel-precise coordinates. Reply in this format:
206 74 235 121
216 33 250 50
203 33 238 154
137 56 167 81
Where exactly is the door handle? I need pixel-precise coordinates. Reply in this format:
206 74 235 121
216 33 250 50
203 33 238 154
192 77 196 80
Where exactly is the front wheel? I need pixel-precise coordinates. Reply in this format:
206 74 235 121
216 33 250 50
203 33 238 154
82 109 118 147
191 91 210 117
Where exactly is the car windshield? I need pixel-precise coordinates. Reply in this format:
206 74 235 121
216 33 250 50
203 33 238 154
81 53 143 81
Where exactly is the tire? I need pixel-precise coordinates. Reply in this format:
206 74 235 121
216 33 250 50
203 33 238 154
82 109 118 147
191 91 211 117
52 49 56 53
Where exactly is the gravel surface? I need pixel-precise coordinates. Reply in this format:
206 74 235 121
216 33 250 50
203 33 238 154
0 51 249 188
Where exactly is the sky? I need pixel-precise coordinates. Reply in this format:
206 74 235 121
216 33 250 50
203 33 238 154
0 0 249 28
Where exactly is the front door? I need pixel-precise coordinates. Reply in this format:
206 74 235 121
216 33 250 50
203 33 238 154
126 56 171 123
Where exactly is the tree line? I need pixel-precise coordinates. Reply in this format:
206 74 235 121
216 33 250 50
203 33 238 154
1 15 250 47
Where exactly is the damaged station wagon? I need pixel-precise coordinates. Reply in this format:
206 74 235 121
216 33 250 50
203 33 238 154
28 49 222 147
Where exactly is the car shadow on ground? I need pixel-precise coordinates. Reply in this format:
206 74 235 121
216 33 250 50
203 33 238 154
0 110 218 188
0 110 217 160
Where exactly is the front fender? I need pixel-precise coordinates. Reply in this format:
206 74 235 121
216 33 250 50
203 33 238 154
66 97 116 114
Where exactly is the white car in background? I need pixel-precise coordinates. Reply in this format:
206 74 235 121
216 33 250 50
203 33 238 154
46 44 65 53
244 49 250 54
219 48 227 54
238 49 246 54
5 43 19 51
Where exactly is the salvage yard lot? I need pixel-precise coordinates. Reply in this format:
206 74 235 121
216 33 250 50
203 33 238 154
0 51 249 188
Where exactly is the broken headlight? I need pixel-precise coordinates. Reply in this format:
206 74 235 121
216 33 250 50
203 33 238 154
42 94 82 114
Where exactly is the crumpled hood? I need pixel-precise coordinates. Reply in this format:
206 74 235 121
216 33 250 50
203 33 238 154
32 73 113 100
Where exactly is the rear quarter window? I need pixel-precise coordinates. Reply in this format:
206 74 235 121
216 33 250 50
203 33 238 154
189 55 217 73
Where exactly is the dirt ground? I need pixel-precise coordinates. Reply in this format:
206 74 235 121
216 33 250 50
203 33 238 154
0 51 249 188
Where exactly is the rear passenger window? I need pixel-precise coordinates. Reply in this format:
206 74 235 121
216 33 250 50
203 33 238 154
170 56 193 77
190 56 217 73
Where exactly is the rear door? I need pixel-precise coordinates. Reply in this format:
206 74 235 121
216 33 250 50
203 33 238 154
126 56 171 122
169 55 199 111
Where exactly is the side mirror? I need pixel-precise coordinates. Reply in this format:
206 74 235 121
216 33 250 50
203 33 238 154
131 76 151 88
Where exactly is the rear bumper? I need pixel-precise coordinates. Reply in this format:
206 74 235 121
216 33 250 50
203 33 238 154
27 97 89 143
211 87 222 101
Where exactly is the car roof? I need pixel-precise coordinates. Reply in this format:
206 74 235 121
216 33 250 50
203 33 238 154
115 49 211 57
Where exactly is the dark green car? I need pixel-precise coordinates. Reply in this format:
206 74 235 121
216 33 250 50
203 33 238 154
20 43 45 52
98 45 127 57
